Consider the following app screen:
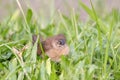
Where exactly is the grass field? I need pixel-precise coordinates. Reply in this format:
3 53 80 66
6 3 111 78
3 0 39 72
0 0 120 80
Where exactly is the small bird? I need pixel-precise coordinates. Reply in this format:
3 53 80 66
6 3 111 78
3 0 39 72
32 34 69 62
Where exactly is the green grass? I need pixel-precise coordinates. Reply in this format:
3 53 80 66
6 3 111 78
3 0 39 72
0 0 120 80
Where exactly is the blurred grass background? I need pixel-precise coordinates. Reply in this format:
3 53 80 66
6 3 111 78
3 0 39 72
0 0 120 80
0 0 120 22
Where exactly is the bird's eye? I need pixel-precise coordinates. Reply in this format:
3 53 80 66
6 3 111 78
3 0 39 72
58 39 65 45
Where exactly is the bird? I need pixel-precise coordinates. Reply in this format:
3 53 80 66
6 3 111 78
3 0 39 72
32 34 69 62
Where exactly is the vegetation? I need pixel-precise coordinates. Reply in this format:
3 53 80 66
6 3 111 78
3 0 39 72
0 0 120 80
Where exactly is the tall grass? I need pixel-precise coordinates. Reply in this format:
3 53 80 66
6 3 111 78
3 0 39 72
0 0 120 80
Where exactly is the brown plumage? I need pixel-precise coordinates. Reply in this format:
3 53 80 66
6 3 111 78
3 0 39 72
32 34 69 62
